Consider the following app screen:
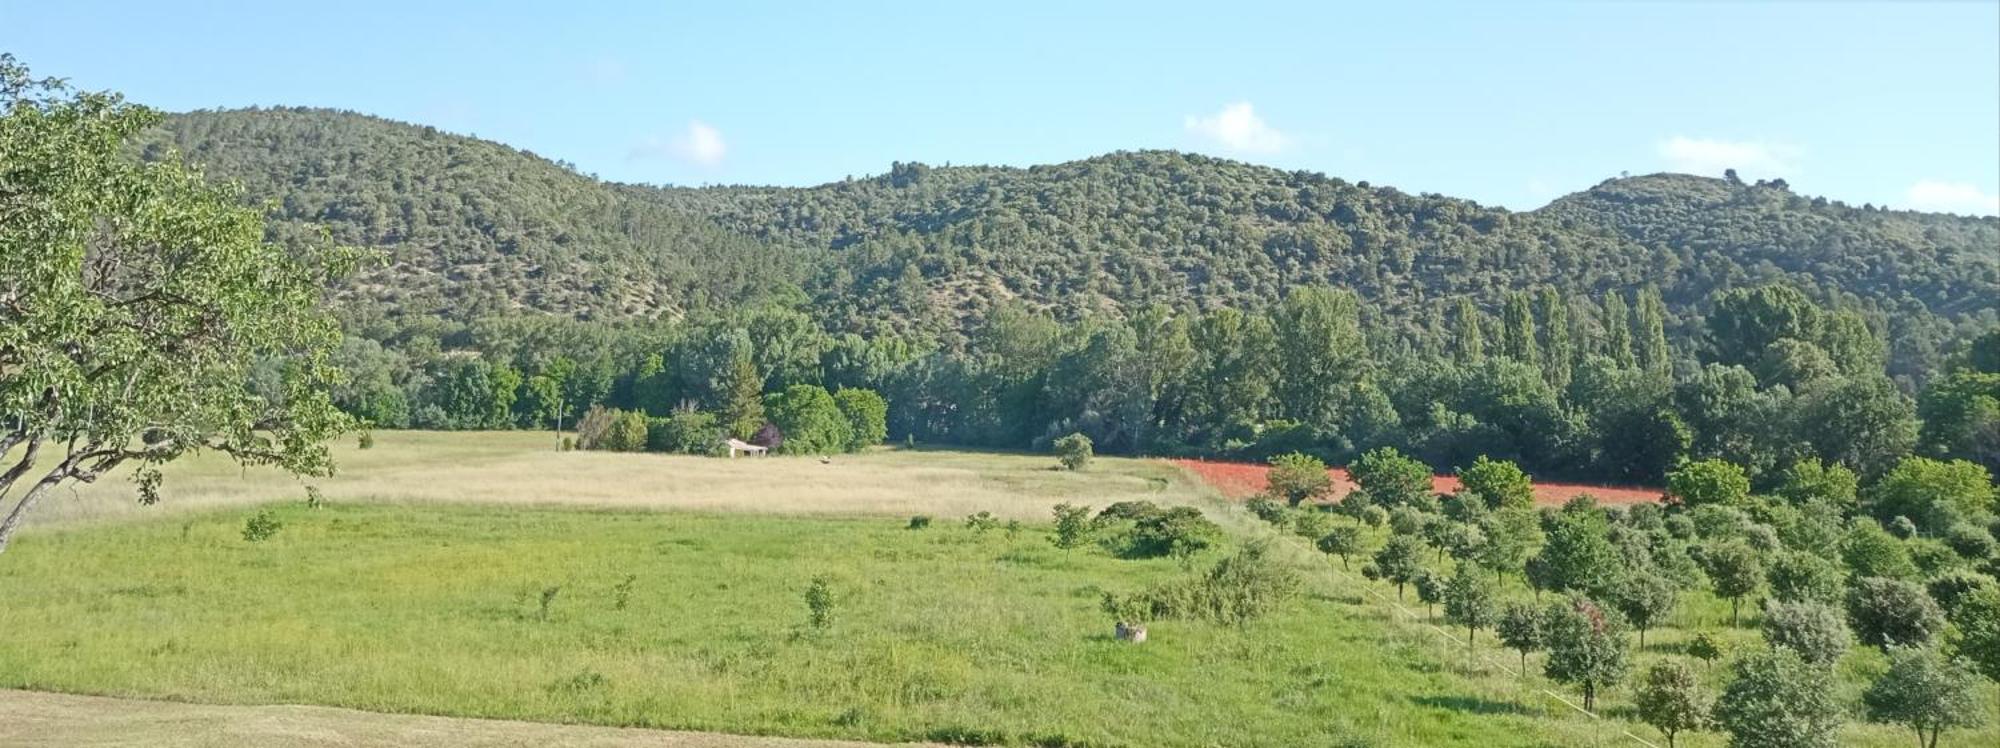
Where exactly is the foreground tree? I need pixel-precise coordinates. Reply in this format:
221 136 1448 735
1714 648 1843 748
1370 534 1425 600
1612 573 1678 648
1497 602 1544 673
1266 452 1331 506
0 56 354 553
1863 646 1986 748
1442 569 1496 644
1634 660 1710 748
1350 446 1432 508
1542 596 1630 711
1703 541 1764 625
1315 524 1364 569
1457 455 1534 511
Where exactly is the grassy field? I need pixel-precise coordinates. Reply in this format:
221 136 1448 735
1 431 1991 747
30 431 1186 526
0 688 904 748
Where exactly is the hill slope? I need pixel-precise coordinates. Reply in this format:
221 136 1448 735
146 109 2000 344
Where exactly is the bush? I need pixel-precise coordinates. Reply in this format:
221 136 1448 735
1715 648 1842 748
965 511 1000 532
1122 541 1299 625
1125 506 1221 560
832 388 889 451
1945 523 1997 559
1847 576 1946 649
1767 551 1845 604
1925 569 1994 614
1266 452 1331 506
573 405 617 450
1761 600 1850 667
1096 500 1165 524
907 515 932 530
242 511 282 542
647 409 721 454
1245 497 1290 526
577 406 647 451
1290 507 1335 540
1051 503 1094 551
764 385 851 454
1666 459 1751 508
1053 432 1093 471
804 576 835 629
356 431 375 450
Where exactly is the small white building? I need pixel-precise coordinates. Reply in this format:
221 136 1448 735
725 438 768 458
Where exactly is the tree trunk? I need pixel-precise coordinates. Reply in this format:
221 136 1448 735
1730 598 1739 626
0 470 65 554
1583 683 1595 712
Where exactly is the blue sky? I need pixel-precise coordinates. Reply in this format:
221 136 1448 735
4 1 1996 213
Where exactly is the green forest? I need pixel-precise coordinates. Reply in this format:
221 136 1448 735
138 107 2000 487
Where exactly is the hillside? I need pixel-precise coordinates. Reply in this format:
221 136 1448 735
145 109 1999 347
140 108 805 322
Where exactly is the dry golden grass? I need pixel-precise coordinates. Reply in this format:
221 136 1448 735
0 689 924 748
30 431 1198 527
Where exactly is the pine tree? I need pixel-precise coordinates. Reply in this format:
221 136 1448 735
722 350 766 439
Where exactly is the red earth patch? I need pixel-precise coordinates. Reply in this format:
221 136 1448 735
1168 458 1662 508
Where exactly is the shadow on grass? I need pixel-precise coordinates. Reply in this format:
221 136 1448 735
1411 694 1535 716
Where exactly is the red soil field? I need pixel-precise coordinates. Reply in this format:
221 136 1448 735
1168 458 1663 508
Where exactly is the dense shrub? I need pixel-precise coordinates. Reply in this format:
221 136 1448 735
1053 432 1093 471
1125 506 1222 560
242 511 282 542
1846 576 1946 649
646 410 722 454
765 385 852 455
831 388 889 450
1761 600 1851 667
1121 541 1299 625
1050 503 1094 551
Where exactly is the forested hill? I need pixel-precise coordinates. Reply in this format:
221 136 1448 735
146 108 1999 350
140 108 806 322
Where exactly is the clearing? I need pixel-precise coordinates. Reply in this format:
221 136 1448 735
1171 458 1664 507
0 432 1985 747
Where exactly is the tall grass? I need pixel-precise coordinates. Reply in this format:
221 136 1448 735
4 502 1628 747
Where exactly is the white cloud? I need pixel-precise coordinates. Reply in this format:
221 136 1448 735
1905 180 2000 216
629 120 727 167
1184 102 1290 154
1656 136 1800 178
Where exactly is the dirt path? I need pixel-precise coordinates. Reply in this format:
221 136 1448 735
0 689 929 748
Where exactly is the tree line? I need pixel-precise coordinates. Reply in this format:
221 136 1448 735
329 280 2000 489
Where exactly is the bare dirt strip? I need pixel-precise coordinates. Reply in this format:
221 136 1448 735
1170 458 1663 507
0 689 933 748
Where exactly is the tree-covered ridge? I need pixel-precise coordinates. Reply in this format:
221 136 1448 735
140 108 804 323
147 109 1998 357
